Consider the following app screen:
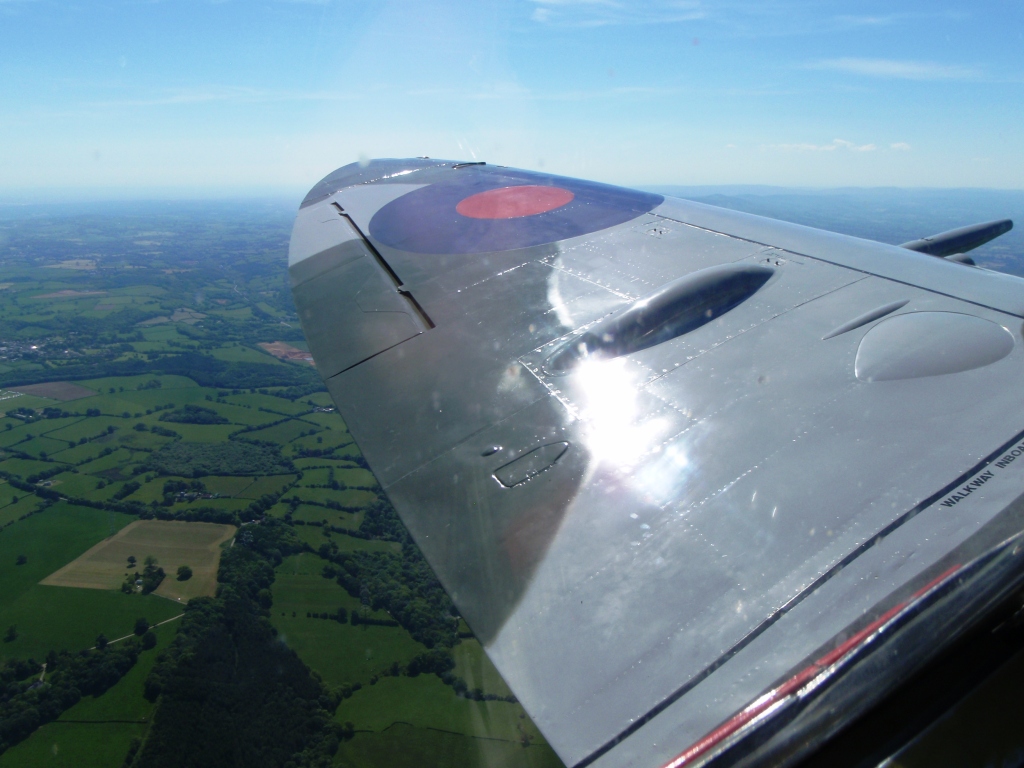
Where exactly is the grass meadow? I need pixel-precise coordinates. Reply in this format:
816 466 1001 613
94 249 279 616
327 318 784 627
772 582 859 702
0 621 177 768
0 503 182 660
335 723 563 768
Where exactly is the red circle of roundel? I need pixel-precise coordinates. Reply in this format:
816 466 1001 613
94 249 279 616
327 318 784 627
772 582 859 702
456 185 575 220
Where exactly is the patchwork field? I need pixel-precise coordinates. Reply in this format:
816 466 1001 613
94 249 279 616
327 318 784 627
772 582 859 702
334 675 539 743
272 554 420 687
0 621 176 768
0 503 181 660
0 210 563 767
41 519 236 601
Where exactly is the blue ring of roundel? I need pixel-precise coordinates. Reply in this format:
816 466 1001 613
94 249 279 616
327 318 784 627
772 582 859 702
367 168 664 255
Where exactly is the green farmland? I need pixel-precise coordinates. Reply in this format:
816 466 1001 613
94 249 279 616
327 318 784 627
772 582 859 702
0 207 563 768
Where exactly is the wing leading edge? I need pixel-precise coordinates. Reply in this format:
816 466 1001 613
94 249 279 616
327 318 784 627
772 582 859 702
290 159 1024 768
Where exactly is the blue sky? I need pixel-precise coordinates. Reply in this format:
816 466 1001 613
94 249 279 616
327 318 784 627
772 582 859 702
1 0 1022 198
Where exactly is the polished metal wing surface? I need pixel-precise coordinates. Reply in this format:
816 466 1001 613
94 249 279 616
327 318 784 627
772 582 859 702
289 159 1024 768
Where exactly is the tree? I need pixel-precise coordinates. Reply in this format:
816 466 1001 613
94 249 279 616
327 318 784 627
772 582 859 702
141 630 157 650
176 565 193 581
140 560 165 595
15 555 26 566
96 633 108 649
3 626 16 643
134 617 149 636
127 555 136 567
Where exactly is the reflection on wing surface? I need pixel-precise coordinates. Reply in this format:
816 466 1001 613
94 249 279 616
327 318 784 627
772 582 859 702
290 158 1024 768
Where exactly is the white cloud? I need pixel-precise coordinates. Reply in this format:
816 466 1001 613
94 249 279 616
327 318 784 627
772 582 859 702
890 142 912 151
810 58 980 80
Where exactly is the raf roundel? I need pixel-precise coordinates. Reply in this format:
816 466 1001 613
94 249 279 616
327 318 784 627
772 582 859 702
368 167 663 255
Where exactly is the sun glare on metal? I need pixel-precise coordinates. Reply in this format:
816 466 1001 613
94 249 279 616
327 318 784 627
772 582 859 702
574 357 666 471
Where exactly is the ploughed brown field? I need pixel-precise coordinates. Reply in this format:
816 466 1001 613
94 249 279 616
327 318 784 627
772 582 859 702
259 341 314 365
41 520 236 602
11 381 97 401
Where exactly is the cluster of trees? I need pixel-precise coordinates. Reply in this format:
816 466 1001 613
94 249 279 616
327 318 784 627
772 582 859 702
356 499 412 542
112 481 141 501
0 642 142 756
327 549 458 649
300 468 377 494
312 502 458 649
268 383 327 402
163 478 207 495
303 500 519 701
25 465 65 484
136 520 347 767
3 407 73 424
121 556 165 595
161 478 209 505
159 405 228 425
146 441 294 478
133 422 180 438
141 557 166 594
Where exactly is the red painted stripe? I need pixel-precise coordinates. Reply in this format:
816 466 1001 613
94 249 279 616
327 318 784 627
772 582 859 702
660 564 962 768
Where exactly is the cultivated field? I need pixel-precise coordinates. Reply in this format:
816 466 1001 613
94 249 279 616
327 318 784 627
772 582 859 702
41 519 236 602
0 209 561 766
0 503 181 660
10 382 97 401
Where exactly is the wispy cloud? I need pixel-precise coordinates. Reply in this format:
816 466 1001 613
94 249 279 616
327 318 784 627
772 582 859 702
764 138 877 152
890 142 912 151
89 86 361 108
832 14 900 27
810 58 980 80
404 82 686 102
528 0 704 27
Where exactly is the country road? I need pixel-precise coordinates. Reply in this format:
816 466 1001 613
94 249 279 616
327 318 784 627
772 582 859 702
89 613 185 650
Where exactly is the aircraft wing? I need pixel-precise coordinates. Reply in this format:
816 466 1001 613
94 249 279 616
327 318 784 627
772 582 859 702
289 159 1024 768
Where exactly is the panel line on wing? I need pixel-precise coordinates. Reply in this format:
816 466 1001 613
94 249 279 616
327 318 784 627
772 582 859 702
331 201 436 329
541 260 639 300
571 422 1024 768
